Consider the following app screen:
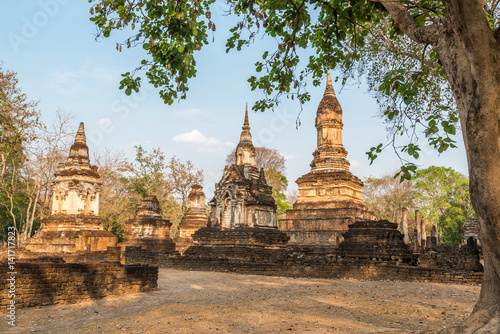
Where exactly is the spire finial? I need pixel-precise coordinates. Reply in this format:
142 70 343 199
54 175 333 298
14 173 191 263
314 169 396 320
66 121 90 167
324 73 335 96
235 103 255 166
244 102 249 127
75 122 86 144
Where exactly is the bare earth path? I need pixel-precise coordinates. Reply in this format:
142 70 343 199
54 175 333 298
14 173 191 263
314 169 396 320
2 269 479 333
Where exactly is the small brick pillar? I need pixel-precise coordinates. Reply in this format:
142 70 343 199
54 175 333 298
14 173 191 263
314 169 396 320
415 210 421 250
413 228 419 253
420 218 426 250
430 225 438 249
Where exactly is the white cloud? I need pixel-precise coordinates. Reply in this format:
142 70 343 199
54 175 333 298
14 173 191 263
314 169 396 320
351 159 361 168
98 118 112 125
173 129 218 145
173 129 234 154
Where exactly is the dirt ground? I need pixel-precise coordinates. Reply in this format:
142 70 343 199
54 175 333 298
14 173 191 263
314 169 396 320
2 269 480 334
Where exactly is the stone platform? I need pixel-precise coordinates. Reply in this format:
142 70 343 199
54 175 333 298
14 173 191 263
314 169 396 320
190 227 289 249
24 215 117 253
337 220 416 264
280 202 373 245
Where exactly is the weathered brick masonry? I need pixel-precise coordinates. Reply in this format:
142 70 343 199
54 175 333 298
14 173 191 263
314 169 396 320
119 245 483 285
168 248 482 285
0 260 158 309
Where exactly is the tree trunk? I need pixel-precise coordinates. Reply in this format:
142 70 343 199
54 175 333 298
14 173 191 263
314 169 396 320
381 0 500 331
436 1 500 332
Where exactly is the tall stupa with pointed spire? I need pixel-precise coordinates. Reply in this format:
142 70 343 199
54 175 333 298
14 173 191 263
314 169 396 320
187 105 289 252
279 74 373 245
207 104 276 229
50 122 101 216
24 122 117 254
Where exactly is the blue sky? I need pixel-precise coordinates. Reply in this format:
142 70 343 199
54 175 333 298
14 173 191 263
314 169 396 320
1 1 469 196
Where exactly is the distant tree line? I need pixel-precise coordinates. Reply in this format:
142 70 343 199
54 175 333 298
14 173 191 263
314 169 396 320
363 166 475 245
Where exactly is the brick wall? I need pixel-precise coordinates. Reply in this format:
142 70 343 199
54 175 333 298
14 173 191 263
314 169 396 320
164 250 483 285
0 261 158 309
119 245 482 285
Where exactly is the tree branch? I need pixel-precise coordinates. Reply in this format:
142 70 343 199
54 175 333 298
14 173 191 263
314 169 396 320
379 0 442 45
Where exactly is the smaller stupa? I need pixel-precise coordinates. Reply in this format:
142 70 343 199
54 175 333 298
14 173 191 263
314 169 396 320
24 123 117 253
121 196 176 253
175 185 209 253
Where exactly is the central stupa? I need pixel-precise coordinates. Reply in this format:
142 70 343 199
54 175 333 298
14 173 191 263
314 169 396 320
279 74 373 245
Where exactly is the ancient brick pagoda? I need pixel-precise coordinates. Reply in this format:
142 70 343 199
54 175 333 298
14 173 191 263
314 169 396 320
175 184 209 253
190 105 289 249
337 220 416 264
279 74 373 245
208 104 278 230
121 196 176 252
24 123 117 253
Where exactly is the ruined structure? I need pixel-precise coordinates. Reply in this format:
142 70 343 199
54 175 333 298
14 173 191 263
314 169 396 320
464 218 481 246
415 209 421 250
337 220 416 264
121 196 175 252
419 237 483 272
175 185 209 253
24 123 117 253
279 74 373 245
208 104 278 230
168 218 482 285
188 105 289 251
0 260 158 309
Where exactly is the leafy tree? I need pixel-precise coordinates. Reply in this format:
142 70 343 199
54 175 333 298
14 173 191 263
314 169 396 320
437 176 475 245
226 146 291 218
364 166 474 244
415 166 475 245
0 64 40 244
168 155 204 210
123 145 204 237
266 167 292 218
0 66 73 245
123 145 182 225
440 205 468 245
362 172 417 224
414 166 474 243
414 166 466 223
93 149 133 242
90 0 500 329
